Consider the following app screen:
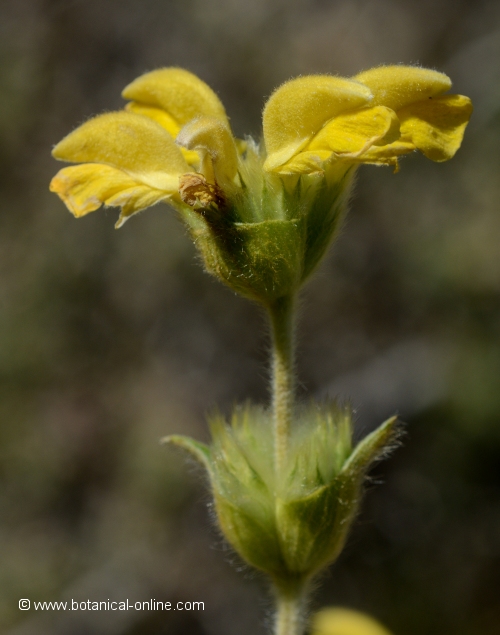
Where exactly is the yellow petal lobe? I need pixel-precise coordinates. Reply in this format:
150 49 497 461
356 140 416 169
49 163 170 226
277 150 333 174
311 608 393 635
125 101 181 137
176 116 239 183
52 111 189 191
263 75 373 171
355 65 451 111
122 67 229 127
309 106 400 157
276 107 400 174
398 94 473 161
125 101 200 166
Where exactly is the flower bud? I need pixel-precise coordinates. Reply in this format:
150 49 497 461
311 607 394 635
164 404 398 587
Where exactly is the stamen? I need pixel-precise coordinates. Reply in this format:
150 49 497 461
179 173 225 209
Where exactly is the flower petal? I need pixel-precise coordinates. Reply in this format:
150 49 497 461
122 67 229 127
263 75 373 171
52 111 189 191
125 101 180 136
49 163 170 226
275 107 400 174
125 102 201 166
355 65 452 111
308 106 400 157
277 150 333 174
352 140 416 171
398 94 473 161
176 116 239 184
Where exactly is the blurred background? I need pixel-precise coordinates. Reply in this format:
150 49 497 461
1 0 500 633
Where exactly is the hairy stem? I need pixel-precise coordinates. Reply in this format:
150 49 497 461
274 587 306 635
268 294 296 475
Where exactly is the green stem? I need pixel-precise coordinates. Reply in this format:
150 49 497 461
268 294 296 475
274 588 305 635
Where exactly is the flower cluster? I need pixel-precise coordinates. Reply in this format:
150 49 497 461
50 65 471 305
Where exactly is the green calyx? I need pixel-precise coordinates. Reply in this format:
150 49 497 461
164 403 398 588
178 142 355 305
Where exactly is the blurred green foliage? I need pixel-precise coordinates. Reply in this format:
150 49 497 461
1 1 500 634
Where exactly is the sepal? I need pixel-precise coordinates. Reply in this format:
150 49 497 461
179 156 355 305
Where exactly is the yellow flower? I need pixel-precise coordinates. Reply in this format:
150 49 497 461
311 607 394 635
264 65 472 173
50 68 236 227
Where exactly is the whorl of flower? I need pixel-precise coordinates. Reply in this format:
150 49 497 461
50 65 471 305
164 403 398 589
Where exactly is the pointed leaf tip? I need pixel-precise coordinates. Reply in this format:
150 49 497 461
161 434 212 473
342 415 401 477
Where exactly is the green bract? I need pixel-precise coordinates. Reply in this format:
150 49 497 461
164 404 398 589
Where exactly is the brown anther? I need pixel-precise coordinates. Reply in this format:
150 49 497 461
179 173 225 209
